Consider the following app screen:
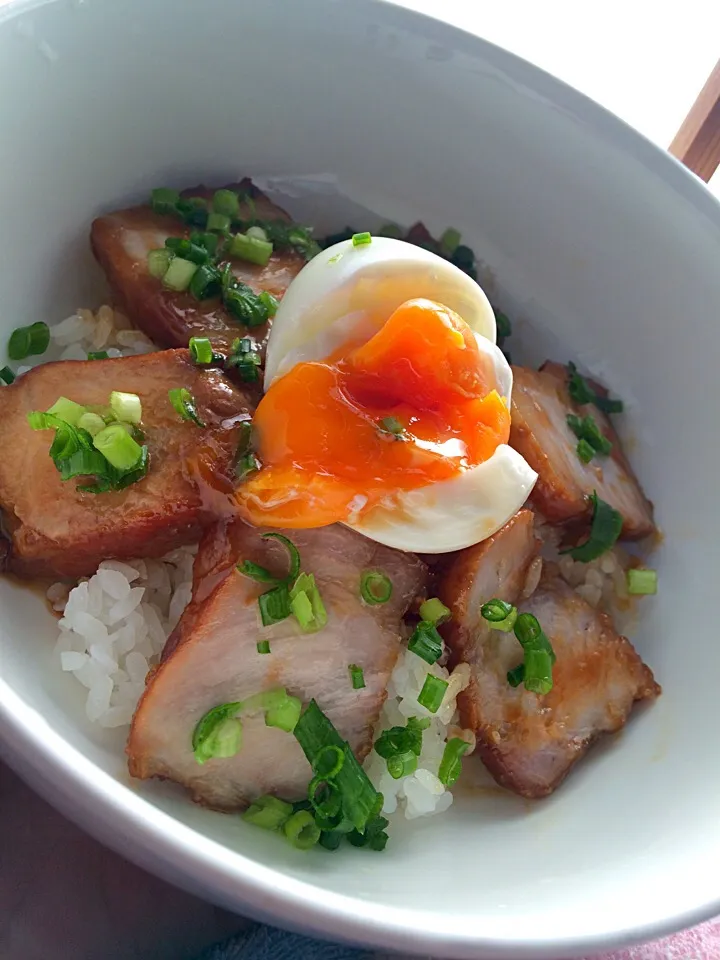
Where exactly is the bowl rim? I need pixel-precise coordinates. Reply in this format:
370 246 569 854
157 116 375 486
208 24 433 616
1 0 720 956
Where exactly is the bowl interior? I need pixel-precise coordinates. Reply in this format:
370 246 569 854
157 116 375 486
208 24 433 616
1 0 720 956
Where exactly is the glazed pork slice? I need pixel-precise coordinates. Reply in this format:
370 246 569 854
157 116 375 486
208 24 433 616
439 511 659 798
91 179 305 354
510 362 655 538
127 522 427 809
0 350 251 579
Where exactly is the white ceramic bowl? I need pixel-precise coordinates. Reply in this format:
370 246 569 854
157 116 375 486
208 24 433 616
1 1 719 957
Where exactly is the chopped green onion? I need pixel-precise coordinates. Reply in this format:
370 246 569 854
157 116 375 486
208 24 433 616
189 336 214 365
265 694 302 732
283 809 320 850
374 716 429 762
256 640 271 654
8 322 50 361
495 309 512 342
47 396 86 426
77 412 106 437
440 227 461 256
238 560 278 583
147 248 172 279
190 231 220 257
176 196 209 227
92 423 143 471
223 279 275 327
150 187 180 215
289 572 327 632
418 597 451 625
481 599 518 632
162 257 198 292
523 647 554 695
235 451 260 482
109 391 142 425
238 532 300 586
576 438 595 464
313 745 345 779
262 532 301 582
229 232 274 267
225 337 262 382
348 664 365 690
308 776 343 818
246 225 268 242
258 584 292 626
407 621 443 664
627 568 658 595
206 211 231 234
567 362 624 415
378 416 405 438
168 387 205 427
377 223 403 239
438 737 470 787
563 491 623 562
242 795 293 830
506 663 525 687
567 413 612 461
319 830 344 851
56 447 108 481
352 232 372 246
192 701 243 764
0 366 15 384
212 189 240 218
293 700 382 834
87 351 109 361
417 674 449 714
387 750 418 780
514 612 542 647
449 243 477 279
189 263 222 301
360 570 392 605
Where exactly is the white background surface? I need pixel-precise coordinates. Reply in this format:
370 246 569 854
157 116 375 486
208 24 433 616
1 2 718 958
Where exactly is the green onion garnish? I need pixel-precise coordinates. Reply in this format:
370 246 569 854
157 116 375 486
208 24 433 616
417 674 449 714
290 572 328 632
150 187 180 215
168 387 206 427
494 309 512 343
562 490 623 562
522 647 554 695
147 248 172 279
567 362 624 414
0 366 15 384
387 751 418 780
294 700 382 835
239 532 301 585
46 396 86 426
627 568 658 595
206 211 231 234
566 413 612 463
480 599 518 632
313 745 345 779
92 423 143 471
233 421 260 481
189 263 222 301
440 227 461 257
511 612 557 696
242 794 293 831
87 351 109 361
438 737 470 787
360 570 392 605
506 663 525 687
264 693 302 733
283 809 320 850
8 322 50 361
407 621 443 665
190 231 220 257
308 776 342 819
374 716 429 766
212 188 240 218
225 337 262 382
175 196 209 227
378 416 405 438
192 701 243 764
352 232 372 247
223 275 276 328
348 664 365 689
162 257 198 292
229 232 274 267
258 584 292 626
188 336 214 365
109 390 142 425
251 220 320 261
256 640 271 654
418 597 451 625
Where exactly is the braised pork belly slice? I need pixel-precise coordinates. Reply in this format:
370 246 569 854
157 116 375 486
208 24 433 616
127 522 427 809
439 510 659 797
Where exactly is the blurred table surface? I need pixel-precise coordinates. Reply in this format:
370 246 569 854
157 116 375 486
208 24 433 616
1 3 718 959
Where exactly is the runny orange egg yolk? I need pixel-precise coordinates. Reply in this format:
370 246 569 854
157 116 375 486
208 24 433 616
236 298 510 528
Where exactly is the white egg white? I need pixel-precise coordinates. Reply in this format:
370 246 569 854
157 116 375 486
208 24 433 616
262 236 537 551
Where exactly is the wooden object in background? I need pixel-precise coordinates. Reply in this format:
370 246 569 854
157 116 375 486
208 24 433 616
669 58 720 182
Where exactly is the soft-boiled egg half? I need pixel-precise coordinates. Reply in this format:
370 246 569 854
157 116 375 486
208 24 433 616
235 236 537 553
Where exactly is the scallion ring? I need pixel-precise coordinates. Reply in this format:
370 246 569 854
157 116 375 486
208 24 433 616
360 570 392 605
